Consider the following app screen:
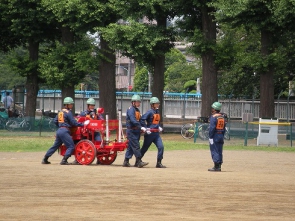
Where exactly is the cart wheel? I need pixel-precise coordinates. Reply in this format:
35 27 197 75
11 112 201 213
97 152 117 165
75 140 96 165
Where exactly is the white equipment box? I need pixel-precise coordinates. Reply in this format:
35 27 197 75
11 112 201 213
257 118 278 146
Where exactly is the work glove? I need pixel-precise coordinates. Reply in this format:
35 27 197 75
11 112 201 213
146 128 151 135
209 138 214 145
159 126 163 132
84 120 90 126
141 127 147 132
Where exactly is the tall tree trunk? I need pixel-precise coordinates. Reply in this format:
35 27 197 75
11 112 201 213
153 55 165 126
25 39 39 117
200 5 218 117
99 36 117 119
153 16 166 126
260 30 275 118
61 26 76 114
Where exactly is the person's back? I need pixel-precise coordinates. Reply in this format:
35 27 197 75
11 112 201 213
1 92 13 109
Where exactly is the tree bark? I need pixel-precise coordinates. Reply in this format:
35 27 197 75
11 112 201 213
259 30 275 118
60 26 76 114
152 16 166 126
99 36 117 119
25 39 39 117
200 5 218 117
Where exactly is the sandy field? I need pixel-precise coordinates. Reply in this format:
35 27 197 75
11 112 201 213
0 143 295 221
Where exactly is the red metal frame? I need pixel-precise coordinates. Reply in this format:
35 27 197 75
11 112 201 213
59 117 128 165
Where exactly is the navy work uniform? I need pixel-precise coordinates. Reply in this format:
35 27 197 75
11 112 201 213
123 99 148 168
140 108 166 168
208 113 226 170
44 108 83 163
124 105 142 160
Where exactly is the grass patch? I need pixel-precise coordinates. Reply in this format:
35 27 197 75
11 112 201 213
0 131 294 152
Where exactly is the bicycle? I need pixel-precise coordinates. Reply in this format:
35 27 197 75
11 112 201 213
6 117 31 131
180 116 230 140
35 110 57 131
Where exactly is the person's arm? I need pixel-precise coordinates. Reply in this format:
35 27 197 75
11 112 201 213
128 108 141 128
140 111 150 128
208 116 216 139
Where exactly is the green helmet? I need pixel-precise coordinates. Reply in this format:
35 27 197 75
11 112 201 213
87 98 95 105
211 102 222 110
150 97 160 104
131 94 141 102
64 97 74 104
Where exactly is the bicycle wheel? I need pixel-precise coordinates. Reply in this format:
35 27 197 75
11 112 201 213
198 124 209 140
48 118 57 131
180 123 195 139
6 120 18 131
224 127 230 140
21 121 31 131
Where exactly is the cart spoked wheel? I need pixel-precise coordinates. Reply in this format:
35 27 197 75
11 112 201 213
75 140 97 165
97 152 117 165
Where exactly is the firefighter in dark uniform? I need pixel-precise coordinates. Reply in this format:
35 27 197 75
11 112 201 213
72 97 104 165
122 94 149 168
140 97 166 168
80 97 104 141
208 102 226 172
41 97 87 165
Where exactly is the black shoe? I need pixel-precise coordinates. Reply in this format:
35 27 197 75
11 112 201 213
96 159 101 165
71 160 80 165
60 160 69 165
123 159 131 167
138 161 149 168
42 157 51 164
156 162 166 168
60 156 70 165
208 167 221 172
208 163 221 172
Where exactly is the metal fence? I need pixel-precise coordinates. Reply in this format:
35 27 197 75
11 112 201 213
1 89 295 120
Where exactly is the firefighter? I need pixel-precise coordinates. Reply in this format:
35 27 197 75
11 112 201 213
72 97 104 165
208 102 226 172
41 97 89 165
140 97 166 168
122 94 149 168
80 97 104 141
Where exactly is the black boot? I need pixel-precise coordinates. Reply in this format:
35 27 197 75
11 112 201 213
156 159 166 168
96 159 101 165
137 157 149 168
122 158 131 167
71 159 80 165
208 162 221 172
60 156 70 165
41 156 51 164
134 157 142 167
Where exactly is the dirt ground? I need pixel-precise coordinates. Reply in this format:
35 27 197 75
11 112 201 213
1 144 295 221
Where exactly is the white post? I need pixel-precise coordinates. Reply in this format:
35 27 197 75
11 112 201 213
118 110 122 142
106 114 109 143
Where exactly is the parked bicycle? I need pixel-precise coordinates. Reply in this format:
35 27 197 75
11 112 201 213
6 117 31 131
181 116 230 140
34 110 57 131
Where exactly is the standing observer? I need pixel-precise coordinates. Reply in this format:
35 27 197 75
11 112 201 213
41 97 88 165
1 92 13 109
140 97 166 168
208 102 226 172
122 94 149 168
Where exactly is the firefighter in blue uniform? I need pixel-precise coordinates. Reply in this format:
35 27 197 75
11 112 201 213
122 94 149 168
140 97 166 168
208 102 226 172
41 97 88 165
80 97 104 141
72 97 104 165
